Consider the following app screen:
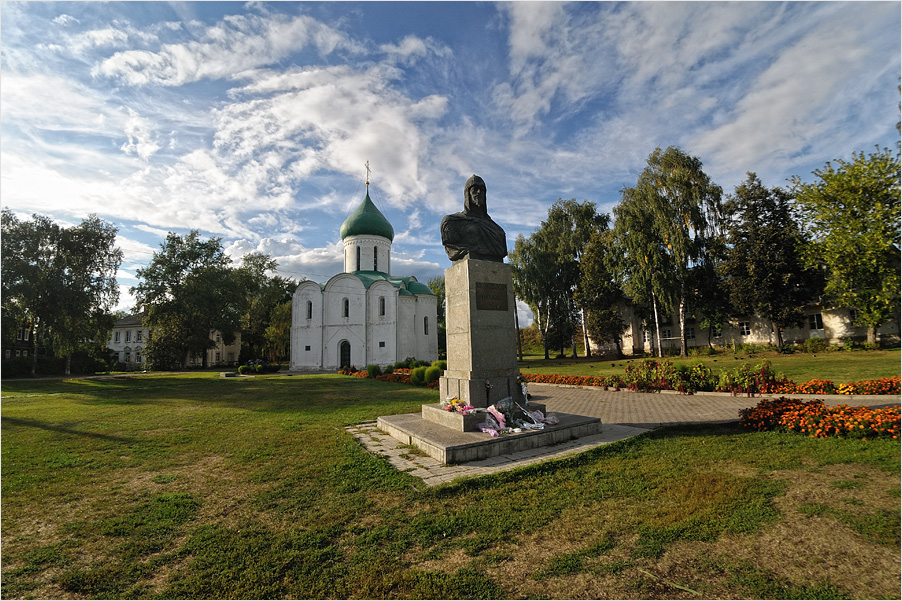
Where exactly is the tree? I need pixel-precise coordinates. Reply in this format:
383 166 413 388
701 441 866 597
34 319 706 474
427 276 446 358
1 210 122 375
235 252 295 361
132 231 239 369
613 146 724 357
720 173 823 348
575 229 626 357
263 300 292 363
535 199 609 357
792 147 901 345
509 233 565 359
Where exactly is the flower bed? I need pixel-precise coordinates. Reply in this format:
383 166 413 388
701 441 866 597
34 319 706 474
521 361 900 396
739 397 900 440
338 368 438 389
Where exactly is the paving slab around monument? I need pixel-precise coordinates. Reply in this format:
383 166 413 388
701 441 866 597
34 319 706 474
347 383 901 487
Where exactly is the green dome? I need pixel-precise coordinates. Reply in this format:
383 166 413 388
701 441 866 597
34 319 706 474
340 191 394 241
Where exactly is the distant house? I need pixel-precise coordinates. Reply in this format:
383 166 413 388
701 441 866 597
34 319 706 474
108 313 241 369
603 303 900 357
2 325 37 360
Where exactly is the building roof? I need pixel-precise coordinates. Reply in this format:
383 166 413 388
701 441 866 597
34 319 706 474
344 271 434 295
339 191 394 241
113 313 145 327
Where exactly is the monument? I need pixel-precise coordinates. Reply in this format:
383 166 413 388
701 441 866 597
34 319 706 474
438 175 525 407
375 175 600 464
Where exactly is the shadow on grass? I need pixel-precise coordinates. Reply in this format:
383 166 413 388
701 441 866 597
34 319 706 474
1 416 135 442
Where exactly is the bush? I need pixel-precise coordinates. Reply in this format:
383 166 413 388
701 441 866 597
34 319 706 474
424 366 442 384
802 337 828 354
410 366 428 386
431 360 447 370
365 364 382 378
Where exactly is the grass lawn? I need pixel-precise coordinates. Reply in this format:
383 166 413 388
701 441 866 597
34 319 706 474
518 347 901 384
2 372 900 599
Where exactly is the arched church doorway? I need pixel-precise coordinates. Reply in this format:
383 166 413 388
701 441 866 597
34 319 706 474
339 340 351 368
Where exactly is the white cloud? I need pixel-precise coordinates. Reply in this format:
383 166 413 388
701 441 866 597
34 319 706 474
52 14 79 27
120 108 161 161
94 13 360 86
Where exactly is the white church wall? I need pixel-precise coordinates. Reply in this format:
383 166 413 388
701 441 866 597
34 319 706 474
322 275 367 369
396 295 418 361
415 295 439 362
367 281 398 367
291 281 325 370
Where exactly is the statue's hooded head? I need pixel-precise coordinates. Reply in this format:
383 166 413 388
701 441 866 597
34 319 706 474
464 174 488 218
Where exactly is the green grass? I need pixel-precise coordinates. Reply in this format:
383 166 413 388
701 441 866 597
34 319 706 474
2 373 899 598
517 347 901 384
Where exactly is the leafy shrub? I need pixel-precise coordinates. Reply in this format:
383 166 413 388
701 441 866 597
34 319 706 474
431 360 447 370
424 366 442 384
410 366 428 386
802 337 828 354
365 364 382 378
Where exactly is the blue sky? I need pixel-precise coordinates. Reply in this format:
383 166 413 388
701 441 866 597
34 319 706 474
2 1 900 324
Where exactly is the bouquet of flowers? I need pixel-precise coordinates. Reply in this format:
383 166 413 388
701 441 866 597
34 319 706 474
443 397 475 413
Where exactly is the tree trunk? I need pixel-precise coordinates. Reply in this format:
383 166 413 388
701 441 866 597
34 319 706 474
653 295 663 358
771 320 783 349
30 322 39 377
581 309 592 358
867 326 878 346
678 295 687 358
65 353 72 376
515 303 523 361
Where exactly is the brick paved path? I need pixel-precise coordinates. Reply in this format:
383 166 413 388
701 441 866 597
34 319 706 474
347 384 900 487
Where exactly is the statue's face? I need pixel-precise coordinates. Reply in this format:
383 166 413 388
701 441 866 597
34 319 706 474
468 184 486 208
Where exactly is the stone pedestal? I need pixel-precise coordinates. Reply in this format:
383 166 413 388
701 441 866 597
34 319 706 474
438 258 524 408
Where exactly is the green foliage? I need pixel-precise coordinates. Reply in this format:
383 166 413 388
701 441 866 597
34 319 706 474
792 147 901 344
576 229 626 355
424 366 442 384
410 366 428 386
1 210 122 375
431 360 447 370
365 364 382 378
133 231 239 369
236 253 296 362
613 146 724 357
720 173 823 347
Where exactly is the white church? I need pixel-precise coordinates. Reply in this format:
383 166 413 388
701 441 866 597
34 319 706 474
289 184 438 371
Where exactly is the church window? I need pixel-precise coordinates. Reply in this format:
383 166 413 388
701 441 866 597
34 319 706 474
373 246 378 271
305 345 311 351
379 297 385 316
306 300 313 320
356 246 361 271
424 316 429 336
343 298 349 318
379 341 385 348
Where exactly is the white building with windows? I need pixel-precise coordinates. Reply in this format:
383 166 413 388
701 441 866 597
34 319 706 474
107 313 241 370
290 187 438 371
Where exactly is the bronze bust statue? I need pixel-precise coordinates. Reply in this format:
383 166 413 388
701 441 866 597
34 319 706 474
440 175 507 262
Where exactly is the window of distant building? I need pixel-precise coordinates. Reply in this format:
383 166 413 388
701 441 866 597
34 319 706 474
114 331 120 343
739 321 751 336
126 331 131 343
686 327 695 339
424 316 429 336
356 246 361 271
809 313 824 330
374 246 378 271
136 331 143 342
343 298 349 318
379 297 385 316
306 300 313 320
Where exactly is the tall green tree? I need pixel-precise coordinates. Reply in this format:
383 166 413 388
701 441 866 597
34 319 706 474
535 199 608 357
235 252 295 361
132 231 239 369
613 146 724 357
263 300 292 364
1 210 122 375
510 233 563 359
792 147 901 345
575 229 626 357
720 173 823 348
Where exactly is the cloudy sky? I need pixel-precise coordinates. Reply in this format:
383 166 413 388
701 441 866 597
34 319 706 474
2 1 900 322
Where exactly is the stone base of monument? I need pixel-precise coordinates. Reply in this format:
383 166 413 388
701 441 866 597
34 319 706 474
421 402 547 432
377 410 602 465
